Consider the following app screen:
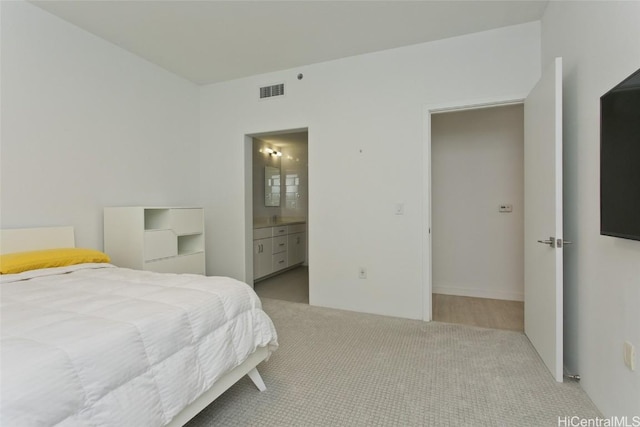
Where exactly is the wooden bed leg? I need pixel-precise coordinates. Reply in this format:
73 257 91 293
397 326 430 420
247 368 266 391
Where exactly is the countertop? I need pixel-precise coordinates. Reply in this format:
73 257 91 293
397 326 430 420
253 218 306 229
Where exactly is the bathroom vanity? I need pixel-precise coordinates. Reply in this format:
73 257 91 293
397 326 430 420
253 220 306 281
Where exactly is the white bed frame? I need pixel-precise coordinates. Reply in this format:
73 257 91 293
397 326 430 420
0 226 270 426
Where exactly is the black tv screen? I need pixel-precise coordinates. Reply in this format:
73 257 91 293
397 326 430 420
600 67 640 241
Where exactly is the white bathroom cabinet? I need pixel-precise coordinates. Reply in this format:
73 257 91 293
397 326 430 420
253 223 306 280
253 237 273 280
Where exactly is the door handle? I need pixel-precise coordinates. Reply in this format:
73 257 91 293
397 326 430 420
537 237 573 248
537 237 556 248
557 238 573 248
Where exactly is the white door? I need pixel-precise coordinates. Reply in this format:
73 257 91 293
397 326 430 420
524 57 564 382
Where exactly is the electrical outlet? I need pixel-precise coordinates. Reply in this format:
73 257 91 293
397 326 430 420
359 267 367 279
623 341 636 371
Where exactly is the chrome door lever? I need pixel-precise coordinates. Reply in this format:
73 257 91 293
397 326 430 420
557 239 573 248
537 237 556 248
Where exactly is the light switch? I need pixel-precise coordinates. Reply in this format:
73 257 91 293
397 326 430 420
499 204 513 213
624 341 636 371
395 203 405 215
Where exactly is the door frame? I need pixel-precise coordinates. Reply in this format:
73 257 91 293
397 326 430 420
243 127 310 287
422 94 527 321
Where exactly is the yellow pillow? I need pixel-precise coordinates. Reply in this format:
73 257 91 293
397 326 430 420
0 248 111 274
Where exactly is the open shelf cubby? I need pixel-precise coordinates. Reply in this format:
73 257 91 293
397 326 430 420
178 234 204 255
144 209 170 230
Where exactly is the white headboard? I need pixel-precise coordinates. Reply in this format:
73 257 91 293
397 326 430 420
0 227 75 254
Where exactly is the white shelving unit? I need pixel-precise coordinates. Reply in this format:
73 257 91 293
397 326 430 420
104 207 205 275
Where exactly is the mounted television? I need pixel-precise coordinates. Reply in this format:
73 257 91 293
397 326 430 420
600 67 640 241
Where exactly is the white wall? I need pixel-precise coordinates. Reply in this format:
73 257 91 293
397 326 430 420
0 1 200 250
541 2 640 418
432 105 524 301
199 22 540 319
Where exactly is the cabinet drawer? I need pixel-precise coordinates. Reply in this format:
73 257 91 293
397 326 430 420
170 209 203 235
144 252 205 275
253 227 272 240
144 230 177 261
272 226 288 237
272 236 287 254
288 223 306 234
272 252 287 271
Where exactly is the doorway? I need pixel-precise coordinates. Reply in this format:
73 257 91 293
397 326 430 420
425 59 565 381
430 104 524 331
248 129 309 304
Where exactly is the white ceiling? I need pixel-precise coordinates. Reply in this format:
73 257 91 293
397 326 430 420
31 1 548 85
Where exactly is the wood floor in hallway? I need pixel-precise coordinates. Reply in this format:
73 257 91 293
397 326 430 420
432 293 524 332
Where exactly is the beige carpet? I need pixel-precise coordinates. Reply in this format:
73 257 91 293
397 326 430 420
186 298 601 426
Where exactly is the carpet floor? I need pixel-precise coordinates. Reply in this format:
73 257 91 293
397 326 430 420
186 298 601 426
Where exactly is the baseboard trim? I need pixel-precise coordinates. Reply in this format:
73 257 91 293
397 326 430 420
433 285 523 302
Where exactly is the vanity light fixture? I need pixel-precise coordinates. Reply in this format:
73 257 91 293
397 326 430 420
265 148 282 157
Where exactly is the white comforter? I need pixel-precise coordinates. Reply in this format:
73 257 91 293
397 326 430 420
0 264 278 427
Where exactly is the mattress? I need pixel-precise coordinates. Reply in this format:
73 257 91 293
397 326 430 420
0 264 278 426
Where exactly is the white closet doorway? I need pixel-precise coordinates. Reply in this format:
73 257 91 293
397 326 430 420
430 104 525 331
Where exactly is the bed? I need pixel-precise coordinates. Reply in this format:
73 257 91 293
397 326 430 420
0 226 278 427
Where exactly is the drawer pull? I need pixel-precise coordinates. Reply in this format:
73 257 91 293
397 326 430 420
279 260 285 264
279 243 285 247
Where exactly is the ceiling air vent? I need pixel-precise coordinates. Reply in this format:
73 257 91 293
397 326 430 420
259 83 285 99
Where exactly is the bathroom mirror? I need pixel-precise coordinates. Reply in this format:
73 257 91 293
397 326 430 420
265 166 281 207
